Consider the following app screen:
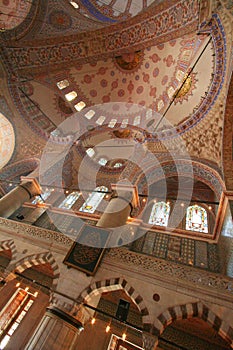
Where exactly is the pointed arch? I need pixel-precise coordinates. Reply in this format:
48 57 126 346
13 252 60 288
0 240 17 262
78 277 150 325
134 159 225 200
151 302 233 347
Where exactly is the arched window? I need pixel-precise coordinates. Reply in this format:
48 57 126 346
149 201 170 227
32 188 52 205
113 162 123 168
186 205 208 233
79 186 108 213
58 191 80 209
98 158 108 166
86 148 95 157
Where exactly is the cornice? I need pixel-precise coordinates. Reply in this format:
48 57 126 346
0 218 232 301
104 248 233 305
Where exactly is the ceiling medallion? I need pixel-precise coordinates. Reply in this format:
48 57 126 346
175 72 198 104
115 51 144 72
49 10 72 30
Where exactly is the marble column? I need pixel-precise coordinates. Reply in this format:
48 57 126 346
0 178 41 218
25 306 83 350
97 183 139 228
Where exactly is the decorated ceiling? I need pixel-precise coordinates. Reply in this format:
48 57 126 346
0 0 32 30
0 0 232 173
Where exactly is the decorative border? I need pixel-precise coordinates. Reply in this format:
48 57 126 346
0 218 232 296
79 277 149 323
2 0 199 73
147 301 233 346
105 248 233 296
14 251 60 288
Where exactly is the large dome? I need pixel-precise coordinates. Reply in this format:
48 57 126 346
0 112 15 168
0 0 32 30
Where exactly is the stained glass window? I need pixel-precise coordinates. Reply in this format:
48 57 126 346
121 119 128 128
56 79 69 90
86 148 95 157
58 192 80 210
0 289 35 349
96 115 106 125
85 110 95 120
133 115 141 125
148 201 170 227
79 186 108 213
74 101 86 111
186 205 208 233
32 188 52 205
98 158 108 166
65 91 77 101
108 119 117 128
113 162 123 168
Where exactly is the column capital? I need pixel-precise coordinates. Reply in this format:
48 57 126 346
223 191 233 200
20 177 41 198
111 183 139 208
214 191 233 241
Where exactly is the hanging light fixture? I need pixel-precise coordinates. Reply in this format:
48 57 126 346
105 324 111 333
91 317 96 325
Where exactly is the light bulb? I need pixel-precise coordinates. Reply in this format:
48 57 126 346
122 333 126 341
16 282 20 287
105 325 110 333
91 318 96 325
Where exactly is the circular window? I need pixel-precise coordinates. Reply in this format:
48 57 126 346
0 113 15 169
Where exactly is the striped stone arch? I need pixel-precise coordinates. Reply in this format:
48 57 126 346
0 240 17 262
79 277 150 325
14 252 60 288
133 159 225 199
152 301 233 348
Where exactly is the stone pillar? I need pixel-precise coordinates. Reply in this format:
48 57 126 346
25 294 84 350
25 306 83 350
142 333 159 350
217 191 233 277
97 183 139 228
0 178 41 218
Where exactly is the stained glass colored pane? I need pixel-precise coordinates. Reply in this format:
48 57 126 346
79 186 108 213
86 148 95 157
32 188 52 204
58 192 80 209
186 205 208 233
148 201 170 227
99 158 108 166
113 162 123 168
